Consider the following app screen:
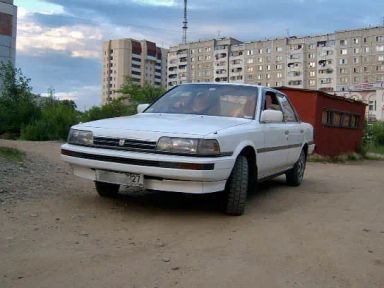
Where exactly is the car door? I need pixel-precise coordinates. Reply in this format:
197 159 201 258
277 92 304 166
257 90 290 178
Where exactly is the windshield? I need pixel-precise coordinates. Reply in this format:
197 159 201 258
145 84 258 119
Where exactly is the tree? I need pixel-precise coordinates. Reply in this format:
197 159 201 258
0 62 40 135
118 78 166 105
21 89 80 141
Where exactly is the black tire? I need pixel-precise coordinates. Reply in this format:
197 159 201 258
95 181 120 197
225 155 249 216
286 149 306 187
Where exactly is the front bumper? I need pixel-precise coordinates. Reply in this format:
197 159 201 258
61 144 235 193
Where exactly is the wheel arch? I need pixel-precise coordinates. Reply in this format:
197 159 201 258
233 143 258 184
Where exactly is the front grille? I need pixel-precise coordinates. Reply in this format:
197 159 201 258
93 136 157 152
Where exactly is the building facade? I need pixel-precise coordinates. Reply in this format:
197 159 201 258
0 0 17 93
167 27 384 94
102 39 168 104
336 88 384 121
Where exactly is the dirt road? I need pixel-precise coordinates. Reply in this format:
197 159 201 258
1 140 383 288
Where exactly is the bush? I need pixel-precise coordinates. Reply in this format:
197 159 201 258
371 121 384 146
21 98 79 141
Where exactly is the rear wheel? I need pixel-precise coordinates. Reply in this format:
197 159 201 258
95 181 120 197
225 155 249 216
286 149 306 186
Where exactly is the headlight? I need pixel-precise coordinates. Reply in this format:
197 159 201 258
157 137 220 156
67 129 93 146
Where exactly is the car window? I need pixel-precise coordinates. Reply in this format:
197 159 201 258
263 91 282 112
146 84 258 119
277 94 298 122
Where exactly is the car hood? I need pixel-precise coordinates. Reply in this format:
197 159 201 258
78 113 252 136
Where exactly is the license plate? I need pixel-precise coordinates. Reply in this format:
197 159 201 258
96 170 144 187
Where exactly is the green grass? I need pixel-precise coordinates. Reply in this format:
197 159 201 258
365 144 384 155
0 146 25 162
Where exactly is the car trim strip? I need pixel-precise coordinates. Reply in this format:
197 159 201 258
61 149 215 170
69 143 232 158
257 143 302 153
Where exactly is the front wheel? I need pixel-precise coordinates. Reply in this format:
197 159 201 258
225 155 249 216
286 150 306 186
95 181 120 197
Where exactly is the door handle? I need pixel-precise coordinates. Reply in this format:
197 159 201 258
284 130 289 135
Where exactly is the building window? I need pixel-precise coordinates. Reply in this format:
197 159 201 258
322 110 360 129
266 48 271 54
376 36 384 43
369 100 377 111
353 38 359 44
246 50 254 55
353 57 359 64
364 47 370 53
277 72 282 79
340 49 348 55
309 79 316 86
309 62 316 68
258 57 263 63
353 48 360 54
320 78 332 84
276 56 283 61
276 47 283 52
378 55 384 61
376 45 384 52
308 53 315 59
340 40 347 46
258 65 263 71
266 65 271 71
247 67 254 72
340 77 348 84
247 58 254 64
309 71 316 77
258 49 263 54
276 64 283 70
339 58 348 65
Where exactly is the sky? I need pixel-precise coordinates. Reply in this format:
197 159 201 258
14 0 384 110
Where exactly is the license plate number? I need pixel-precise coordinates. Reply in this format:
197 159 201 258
96 170 144 187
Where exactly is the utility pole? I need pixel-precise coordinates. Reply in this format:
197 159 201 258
182 0 188 44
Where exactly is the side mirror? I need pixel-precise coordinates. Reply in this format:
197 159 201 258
137 104 150 114
261 110 284 123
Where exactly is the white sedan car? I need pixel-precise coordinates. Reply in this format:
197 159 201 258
61 83 314 215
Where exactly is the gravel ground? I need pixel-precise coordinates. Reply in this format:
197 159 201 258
0 140 384 288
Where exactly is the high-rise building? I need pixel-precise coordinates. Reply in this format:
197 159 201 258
0 0 17 93
102 39 168 104
167 26 384 93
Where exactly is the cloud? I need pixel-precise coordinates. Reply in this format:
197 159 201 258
17 11 103 59
132 0 178 7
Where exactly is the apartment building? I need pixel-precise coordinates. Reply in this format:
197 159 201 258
0 0 17 93
102 39 168 104
167 26 384 93
168 38 242 86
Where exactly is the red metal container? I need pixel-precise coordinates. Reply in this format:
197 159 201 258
278 87 366 156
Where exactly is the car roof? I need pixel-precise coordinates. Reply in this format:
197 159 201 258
177 82 282 94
